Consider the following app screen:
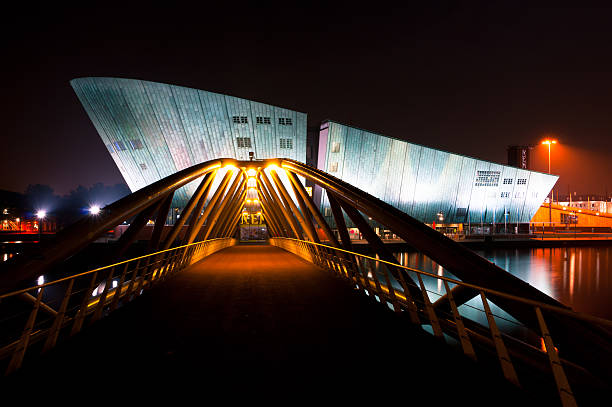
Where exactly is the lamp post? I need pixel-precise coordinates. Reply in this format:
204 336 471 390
541 139 557 230
36 210 46 243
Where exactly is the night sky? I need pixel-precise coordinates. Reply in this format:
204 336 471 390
2 2 612 197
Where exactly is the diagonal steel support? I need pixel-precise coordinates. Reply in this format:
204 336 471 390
202 172 244 240
333 192 422 299
269 168 317 242
326 191 352 251
148 192 174 252
259 173 303 239
286 169 339 246
114 198 164 259
182 169 218 244
258 180 291 237
186 169 234 244
162 171 215 250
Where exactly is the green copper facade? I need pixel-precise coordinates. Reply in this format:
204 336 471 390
317 120 558 227
71 77 307 206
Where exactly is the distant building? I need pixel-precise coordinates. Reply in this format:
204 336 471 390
507 145 532 170
73 79 559 234
557 199 612 215
317 121 557 233
71 77 308 208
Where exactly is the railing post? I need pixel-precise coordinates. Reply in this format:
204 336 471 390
71 271 98 336
416 273 444 339
535 307 577 407
5 287 44 375
443 280 476 361
480 291 520 387
109 262 130 312
396 269 420 324
91 267 115 322
125 258 143 301
42 279 75 354
379 263 401 312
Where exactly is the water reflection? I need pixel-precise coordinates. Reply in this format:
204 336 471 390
394 246 612 321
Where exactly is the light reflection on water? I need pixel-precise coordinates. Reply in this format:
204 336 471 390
394 247 612 321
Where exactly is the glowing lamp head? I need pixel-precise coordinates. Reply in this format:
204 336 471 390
36 210 46 219
541 139 558 145
247 168 257 177
89 205 101 215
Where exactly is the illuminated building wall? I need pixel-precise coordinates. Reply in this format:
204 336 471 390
71 77 307 207
531 204 612 228
317 120 558 227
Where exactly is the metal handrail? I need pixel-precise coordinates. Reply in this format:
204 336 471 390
0 237 237 375
0 237 232 300
272 237 612 329
270 237 607 407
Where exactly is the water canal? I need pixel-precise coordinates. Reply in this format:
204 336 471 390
395 246 612 320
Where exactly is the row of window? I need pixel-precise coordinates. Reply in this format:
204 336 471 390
108 139 145 153
475 170 501 187
503 178 527 185
232 116 293 126
501 191 538 198
236 137 294 149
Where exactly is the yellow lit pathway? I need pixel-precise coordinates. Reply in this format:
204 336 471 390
5 245 534 403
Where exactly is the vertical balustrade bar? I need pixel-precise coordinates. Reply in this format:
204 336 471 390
367 258 385 302
380 263 401 312
535 307 577 407
443 280 476 360
5 287 45 374
71 271 98 336
124 259 142 302
92 267 115 322
42 279 75 353
109 262 130 312
417 273 444 339
480 291 520 386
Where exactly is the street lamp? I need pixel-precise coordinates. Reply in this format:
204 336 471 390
36 210 46 242
541 139 558 227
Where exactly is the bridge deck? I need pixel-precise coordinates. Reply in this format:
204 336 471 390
5 245 533 403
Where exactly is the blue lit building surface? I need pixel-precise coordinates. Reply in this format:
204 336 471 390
71 77 307 207
317 120 558 231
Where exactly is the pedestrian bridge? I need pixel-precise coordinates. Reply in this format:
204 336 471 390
0 159 610 405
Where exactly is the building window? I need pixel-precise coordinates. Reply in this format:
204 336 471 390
474 170 500 187
331 142 340 153
278 117 293 126
106 144 115 154
503 178 513 185
517 178 527 185
256 116 271 125
280 138 293 149
500 191 510 198
113 141 126 151
236 137 252 148
129 139 144 150
232 116 248 124
329 162 338 172
140 163 147 170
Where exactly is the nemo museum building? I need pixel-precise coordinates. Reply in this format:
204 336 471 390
71 77 558 235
